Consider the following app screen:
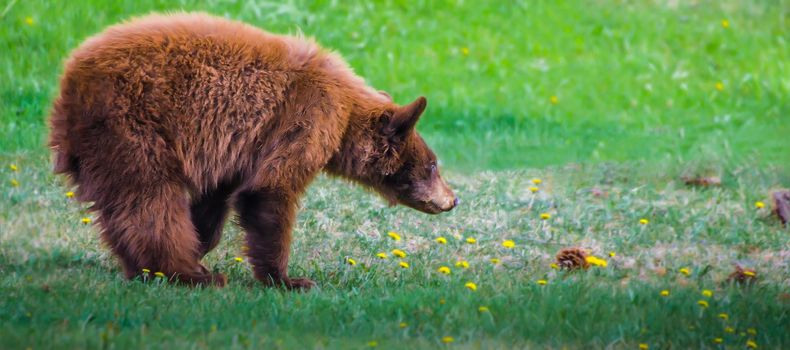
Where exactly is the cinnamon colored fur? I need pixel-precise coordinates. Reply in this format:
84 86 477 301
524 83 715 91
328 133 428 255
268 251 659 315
49 12 456 289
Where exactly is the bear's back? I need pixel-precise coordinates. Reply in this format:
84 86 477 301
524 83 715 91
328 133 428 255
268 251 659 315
52 13 336 191
69 12 318 73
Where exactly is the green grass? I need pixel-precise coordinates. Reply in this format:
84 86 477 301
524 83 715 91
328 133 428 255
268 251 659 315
1 0 788 170
2 153 789 349
1 0 789 349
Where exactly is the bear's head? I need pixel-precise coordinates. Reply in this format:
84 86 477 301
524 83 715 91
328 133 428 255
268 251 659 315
328 96 457 214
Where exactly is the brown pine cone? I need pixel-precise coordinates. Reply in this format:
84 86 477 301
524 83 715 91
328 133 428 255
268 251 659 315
556 247 590 270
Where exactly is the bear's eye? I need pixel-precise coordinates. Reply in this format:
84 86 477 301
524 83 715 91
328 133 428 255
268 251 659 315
429 162 437 173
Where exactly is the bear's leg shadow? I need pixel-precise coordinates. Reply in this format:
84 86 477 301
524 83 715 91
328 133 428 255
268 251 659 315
190 180 237 258
235 188 315 290
98 183 227 287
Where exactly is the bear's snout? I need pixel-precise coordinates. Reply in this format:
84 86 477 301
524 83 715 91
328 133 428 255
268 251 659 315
429 178 457 212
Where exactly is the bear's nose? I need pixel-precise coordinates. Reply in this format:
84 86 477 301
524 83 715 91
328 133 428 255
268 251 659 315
453 197 460 207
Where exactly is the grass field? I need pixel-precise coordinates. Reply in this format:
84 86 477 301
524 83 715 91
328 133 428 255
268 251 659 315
1 0 789 349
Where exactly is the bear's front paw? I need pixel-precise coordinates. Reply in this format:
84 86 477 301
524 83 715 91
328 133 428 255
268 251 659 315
285 278 316 290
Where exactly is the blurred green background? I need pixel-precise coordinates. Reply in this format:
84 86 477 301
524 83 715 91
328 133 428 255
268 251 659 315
1 0 788 170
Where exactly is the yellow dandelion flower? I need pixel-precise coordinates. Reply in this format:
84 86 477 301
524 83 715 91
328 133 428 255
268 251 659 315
539 213 551 220
465 237 476 244
478 306 489 312
679 267 691 276
391 249 406 258
9 164 18 171
234 257 243 262
399 322 408 329
609 251 616 257
502 240 515 248
24 17 34 25
532 178 542 184
697 300 709 308
154 272 165 278
721 19 729 28
715 82 725 91
435 236 447 244
441 336 454 343
702 289 713 297
754 201 765 209
743 270 756 277
376 252 388 259
455 260 469 269
585 256 608 267
464 282 477 291
528 186 539 193
367 340 378 347
387 231 401 241
746 340 758 349
490 258 501 264
725 326 735 333
713 337 723 344
10 179 19 187
550 95 559 105
439 298 446 305
660 290 670 297
639 218 649 225
461 47 469 56
550 263 559 269
639 344 649 350
399 261 409 269
346 258 357 266
438 266 451 275
81 217 91 224
537 279 548 285
65 191 75 198
747 328 757 335
718 313 729 320
141 268 151 274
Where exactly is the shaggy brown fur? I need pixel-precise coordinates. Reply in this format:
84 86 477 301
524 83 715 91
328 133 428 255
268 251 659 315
49 13 457 289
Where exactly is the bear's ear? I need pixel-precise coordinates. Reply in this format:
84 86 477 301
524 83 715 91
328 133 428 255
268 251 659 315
385 96 427 137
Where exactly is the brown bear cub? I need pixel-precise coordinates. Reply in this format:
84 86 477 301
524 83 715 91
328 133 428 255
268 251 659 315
49 13 457 289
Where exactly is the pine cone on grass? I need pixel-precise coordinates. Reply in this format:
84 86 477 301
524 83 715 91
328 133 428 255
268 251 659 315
727 265 757 285
556 248 590 270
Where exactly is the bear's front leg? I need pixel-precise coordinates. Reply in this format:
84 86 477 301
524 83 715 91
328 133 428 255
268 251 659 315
235 188 315 290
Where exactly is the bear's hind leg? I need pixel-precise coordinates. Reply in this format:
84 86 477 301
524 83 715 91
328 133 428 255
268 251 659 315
98 183 226 287
234 188 314 290
190 180 237 258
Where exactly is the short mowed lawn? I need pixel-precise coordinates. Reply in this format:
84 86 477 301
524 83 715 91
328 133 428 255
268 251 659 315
1 0 788 349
